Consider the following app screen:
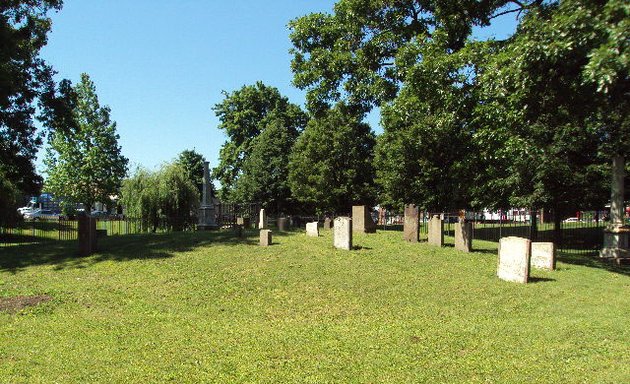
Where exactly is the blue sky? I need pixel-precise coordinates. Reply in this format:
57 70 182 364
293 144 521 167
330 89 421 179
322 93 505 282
38 0 518 174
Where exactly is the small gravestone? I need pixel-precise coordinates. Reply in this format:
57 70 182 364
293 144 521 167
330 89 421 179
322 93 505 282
531 242 555 270
258 209 267 229
352 205 376 233
260 229 272 246
277 217 288 231
306 222 319 237
237 217 251 229
497 236 531 283
427 215 444 247
454 218 472 252
403 204 419 242
323 217 332 230
334 217 352 250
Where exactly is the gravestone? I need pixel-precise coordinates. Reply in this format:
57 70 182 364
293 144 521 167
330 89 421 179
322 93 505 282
236 217 251 229
497 236 531 284
531 242 556 270
197 161 219 230
323 217 332 230
306 222 319 237
403 204 419 242
258 209 267 229
427 215 444 247
454 218 472 252
277 217 288 231
260 229 272 246
352 205 376 233
334 217 352 250
78 216 97 256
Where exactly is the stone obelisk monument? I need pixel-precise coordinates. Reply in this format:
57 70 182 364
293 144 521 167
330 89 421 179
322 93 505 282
197 161 218 230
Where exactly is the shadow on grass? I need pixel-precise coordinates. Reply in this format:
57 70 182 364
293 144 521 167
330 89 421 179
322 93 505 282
528 276 555 283
558 251 630 277
0 230 258 274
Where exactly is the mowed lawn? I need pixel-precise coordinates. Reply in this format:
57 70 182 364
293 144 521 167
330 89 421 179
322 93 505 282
0 229 628 383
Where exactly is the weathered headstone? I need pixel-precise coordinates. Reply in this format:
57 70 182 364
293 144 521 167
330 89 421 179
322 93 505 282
352 205 376 233
403 204 419 242
78 216 97 256
334 217 352 250
497 236 531 284
277 217 288 231
306 221 319 237
260 229 272 246
197 161 219 230
236 217 251 229
427 215 444 247
531 242 556 270
258 209 267 229
323 217 332 230
454 218 472 252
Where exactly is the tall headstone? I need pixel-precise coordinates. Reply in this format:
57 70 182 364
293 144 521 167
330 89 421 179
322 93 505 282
306 222 319 237
260 229 272 246
531 242 556 270
600 156 630 261
427 215 444 247
334 217 352 250
258 209 267 229
403 204 419 242
454 218 472 252
277 217 288 231
323 217 333 230
352 205 376 233
197 161 219 230
497 236 531 284
78 216 97 256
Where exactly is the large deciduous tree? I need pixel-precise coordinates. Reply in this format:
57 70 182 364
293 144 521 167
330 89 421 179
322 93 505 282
213 82 308 208
1 0 63 198
176 149 206 197
44 73 128 211
288 104 377 214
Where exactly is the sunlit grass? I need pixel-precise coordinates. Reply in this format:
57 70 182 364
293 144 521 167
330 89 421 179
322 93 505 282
0 229 628 383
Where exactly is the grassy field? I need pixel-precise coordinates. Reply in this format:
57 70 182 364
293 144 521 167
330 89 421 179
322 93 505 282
0 229 628 383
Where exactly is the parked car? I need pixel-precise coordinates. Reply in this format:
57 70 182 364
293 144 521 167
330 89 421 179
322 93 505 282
17 206 34 215
563 217 580 223
90 210 110 218
23 209 60 220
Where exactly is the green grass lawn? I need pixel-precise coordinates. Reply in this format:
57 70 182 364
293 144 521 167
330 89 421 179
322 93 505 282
0 229 628 383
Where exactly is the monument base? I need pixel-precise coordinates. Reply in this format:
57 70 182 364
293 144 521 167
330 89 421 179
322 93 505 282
197 206 219 230
599 226 630 264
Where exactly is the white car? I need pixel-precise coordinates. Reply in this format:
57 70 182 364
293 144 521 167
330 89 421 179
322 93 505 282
563 217 580 223
23 209 60 220
17 206 34 215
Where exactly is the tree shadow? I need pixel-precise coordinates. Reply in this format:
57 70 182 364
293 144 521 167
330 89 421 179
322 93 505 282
0 230 258 274
528 276 556 283
557 251 630 277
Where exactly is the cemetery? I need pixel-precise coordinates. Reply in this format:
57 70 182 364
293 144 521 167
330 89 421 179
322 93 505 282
1 0 629 382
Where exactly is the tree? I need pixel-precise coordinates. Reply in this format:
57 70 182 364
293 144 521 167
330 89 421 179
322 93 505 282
233 117 301 213
213 82 308 204
288 0 537 113
0 169 21 227
176 149 206 196
44 73 128 211
288 104 377 214
0 0 63 196
120 163 199 231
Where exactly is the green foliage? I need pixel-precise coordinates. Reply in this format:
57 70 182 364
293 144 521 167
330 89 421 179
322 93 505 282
288 104 377 214
288 0 519 113
43 73 128 210
213 82 307 206
176 149 206 196
0 168 21 227
120 162 199 231
0 0 63 195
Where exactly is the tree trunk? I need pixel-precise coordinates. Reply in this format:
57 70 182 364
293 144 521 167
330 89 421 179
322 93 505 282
553 208 563 247
529 208 538 241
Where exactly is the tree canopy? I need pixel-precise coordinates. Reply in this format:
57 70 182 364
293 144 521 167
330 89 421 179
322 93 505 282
0 0 63 196
213 82 308 206
176 149 206 197
43 73 128 211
